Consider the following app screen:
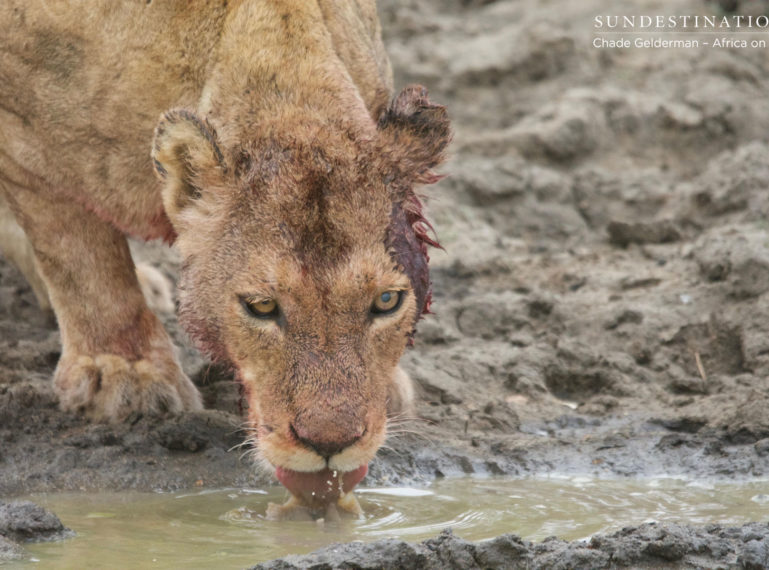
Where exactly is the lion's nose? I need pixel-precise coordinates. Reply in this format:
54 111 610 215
290 421 365 459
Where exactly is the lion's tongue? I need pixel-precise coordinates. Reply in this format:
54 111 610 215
275 465 368 504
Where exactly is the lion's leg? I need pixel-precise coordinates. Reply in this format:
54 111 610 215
0 193 52 313
4 185 201 421
387 365 415 417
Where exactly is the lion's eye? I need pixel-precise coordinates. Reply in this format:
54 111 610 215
241 297 279 319
371 290 404 315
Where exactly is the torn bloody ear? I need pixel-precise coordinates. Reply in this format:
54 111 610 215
377 84 452 188
152 109 228 229
380 87 449 324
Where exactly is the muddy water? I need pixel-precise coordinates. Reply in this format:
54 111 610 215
13 477 769 569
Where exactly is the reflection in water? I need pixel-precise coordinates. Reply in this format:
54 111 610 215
15 477 769 569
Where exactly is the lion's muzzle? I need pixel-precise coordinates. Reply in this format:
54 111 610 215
291 407 366 459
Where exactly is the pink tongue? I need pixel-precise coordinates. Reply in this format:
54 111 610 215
275 464 368 504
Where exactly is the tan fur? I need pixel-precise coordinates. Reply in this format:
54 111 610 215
0 194 52 313
135 264 175 315
0 1 449 478
0 198 174 314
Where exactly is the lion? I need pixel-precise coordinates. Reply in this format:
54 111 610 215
0 0 450 510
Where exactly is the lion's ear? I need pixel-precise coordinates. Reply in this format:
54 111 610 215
152 110 227 228
377 85 452 188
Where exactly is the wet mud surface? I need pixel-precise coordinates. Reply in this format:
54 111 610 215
3 0 769 566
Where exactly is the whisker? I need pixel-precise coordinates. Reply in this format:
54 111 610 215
385 420 435 444
386 411 430 425
227 419 258 437
227 440 252 453
387 432 434 445
376 443 408 461
230 433 259 461
240 443 262 464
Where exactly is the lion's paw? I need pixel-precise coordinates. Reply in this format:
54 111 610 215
265 492 362 522
54 354 202 422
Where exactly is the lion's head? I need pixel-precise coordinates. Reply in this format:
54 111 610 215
152 85 450 503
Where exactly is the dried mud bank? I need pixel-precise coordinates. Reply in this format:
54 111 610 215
3 0 769 566
250 524 769 570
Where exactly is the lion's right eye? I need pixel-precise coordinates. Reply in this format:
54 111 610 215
371 290 404 315
240 296 279 319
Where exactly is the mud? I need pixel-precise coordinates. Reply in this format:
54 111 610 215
3 0 769 566
251 524 769 570
0 502 72 544
0 502 72 561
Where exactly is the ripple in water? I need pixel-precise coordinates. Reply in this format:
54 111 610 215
17 476 769 569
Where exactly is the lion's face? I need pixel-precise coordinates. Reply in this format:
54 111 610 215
152 86 450 501
225 245 415 474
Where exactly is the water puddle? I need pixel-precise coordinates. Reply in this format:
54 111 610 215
10 476 769 568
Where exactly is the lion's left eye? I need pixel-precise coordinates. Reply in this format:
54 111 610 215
241 296 279 319
371 290 404 315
